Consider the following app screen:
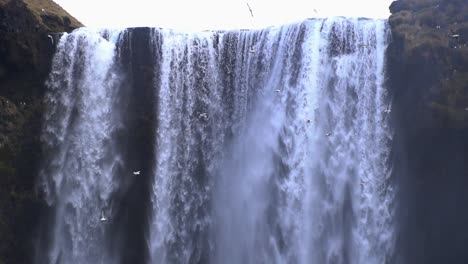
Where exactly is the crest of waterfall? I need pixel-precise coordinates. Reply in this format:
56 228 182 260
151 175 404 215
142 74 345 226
38 17 394 264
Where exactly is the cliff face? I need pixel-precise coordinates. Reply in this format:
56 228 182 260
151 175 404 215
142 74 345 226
0 0 81 263
387 0 468 263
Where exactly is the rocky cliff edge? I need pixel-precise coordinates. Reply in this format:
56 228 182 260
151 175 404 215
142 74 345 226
388 0 468 263
0 0 81 263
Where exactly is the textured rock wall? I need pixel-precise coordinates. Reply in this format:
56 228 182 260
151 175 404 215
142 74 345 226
388 0 468 263
0 0 81 263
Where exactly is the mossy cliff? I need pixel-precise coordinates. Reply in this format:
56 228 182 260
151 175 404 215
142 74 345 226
388 0 468 263
0 0 81 263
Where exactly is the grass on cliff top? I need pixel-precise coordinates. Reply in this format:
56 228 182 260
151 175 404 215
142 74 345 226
389 5 468 53
0 0 83 28
24 0 83 28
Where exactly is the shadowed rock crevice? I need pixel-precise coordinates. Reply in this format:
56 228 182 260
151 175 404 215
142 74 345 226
111 28 160 264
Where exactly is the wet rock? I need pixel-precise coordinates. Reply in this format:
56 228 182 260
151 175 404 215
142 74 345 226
0 97 22 147
388 0 468 263
0 0 82 263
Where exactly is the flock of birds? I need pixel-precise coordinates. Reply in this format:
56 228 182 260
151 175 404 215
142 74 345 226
38 2 396 223
98 170 141 222
95 92 391 222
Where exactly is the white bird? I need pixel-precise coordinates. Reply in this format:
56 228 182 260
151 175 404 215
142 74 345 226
451 34 460 38
246 2 254 18
47 34 54 45
325 132 332 137
199 113 208 119
274 89 281 93
100 212 107 222
133 171 140 175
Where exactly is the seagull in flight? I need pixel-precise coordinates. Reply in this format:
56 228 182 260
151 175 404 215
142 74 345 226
246 2 254 18
199 113 208 119
384 105 391 113
133 171 140 175
47 35 54 45
100 212 107 222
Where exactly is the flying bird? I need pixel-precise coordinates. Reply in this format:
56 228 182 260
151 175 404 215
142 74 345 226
47 34 54 45
100 212 107 222
384 105 391 113
199 113 208 120
246 2 254 18
274 89 281 93
325 132 332 137
133 171 140 175
314 9 319 15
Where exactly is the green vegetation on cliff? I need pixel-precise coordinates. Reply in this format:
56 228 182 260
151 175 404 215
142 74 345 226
389 0 468 128
388 1 468 263
0 0 82 31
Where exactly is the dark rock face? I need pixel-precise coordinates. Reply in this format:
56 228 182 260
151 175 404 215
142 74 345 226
0 0 80 263
388 0 468 263
111 28 160 264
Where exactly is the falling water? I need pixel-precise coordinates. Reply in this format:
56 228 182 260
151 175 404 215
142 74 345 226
38 28 123 264
38 17 394 264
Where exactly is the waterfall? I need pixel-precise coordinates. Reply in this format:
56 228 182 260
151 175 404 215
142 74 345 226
38 28 124 264
38 17 394 264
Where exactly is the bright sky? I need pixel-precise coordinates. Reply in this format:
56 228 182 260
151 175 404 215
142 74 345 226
53 0 394 31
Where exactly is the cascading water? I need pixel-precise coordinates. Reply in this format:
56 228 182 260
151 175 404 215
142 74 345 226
38 28 124 264
38 17 394 264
